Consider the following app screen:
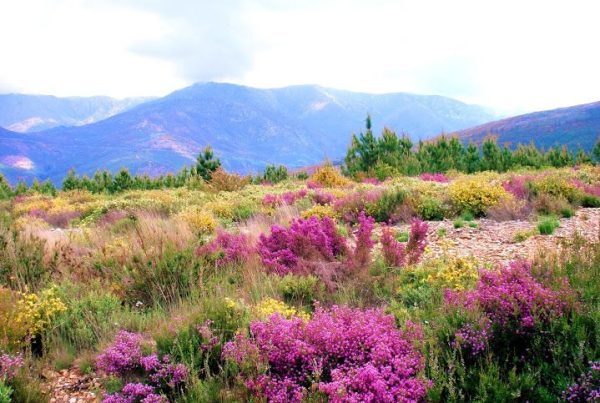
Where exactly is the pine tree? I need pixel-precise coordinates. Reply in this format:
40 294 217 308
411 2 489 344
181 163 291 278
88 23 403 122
195 146 221 181
62 169 81 191
464 142 481 173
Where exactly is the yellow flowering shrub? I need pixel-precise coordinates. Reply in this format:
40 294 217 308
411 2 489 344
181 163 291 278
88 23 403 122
205 200 236 219
301 204 338 220
426 255 479 291
1 287 66 347
448 177 510 215
177 208 217 235
253 297 310 321
531 174 581 202
310 163 352 188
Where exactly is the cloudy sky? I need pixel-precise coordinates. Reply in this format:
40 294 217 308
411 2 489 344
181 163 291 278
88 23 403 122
1 0 599 114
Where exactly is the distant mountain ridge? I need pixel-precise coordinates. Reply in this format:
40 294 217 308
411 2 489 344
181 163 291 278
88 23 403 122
454 101 600 150
0 82 495 184
0 94 152 132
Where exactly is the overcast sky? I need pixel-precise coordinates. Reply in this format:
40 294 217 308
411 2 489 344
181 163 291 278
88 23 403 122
1 0 599 114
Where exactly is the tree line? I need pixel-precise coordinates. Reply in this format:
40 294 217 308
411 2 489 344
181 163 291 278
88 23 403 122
344 115 599 179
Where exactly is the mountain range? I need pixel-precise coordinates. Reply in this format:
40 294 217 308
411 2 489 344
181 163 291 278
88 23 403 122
455 101 600 150
0 83 496 184
0 94 151 132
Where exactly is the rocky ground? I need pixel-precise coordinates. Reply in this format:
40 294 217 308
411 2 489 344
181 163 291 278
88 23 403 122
42 368 101 403
42 208 600 402
413 208 600 266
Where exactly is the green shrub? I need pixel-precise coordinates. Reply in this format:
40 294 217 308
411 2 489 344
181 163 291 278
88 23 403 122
560 207 574 218
581 194 600 207
0 381 13 403
419 197 445 221
468 222 479 228
461 211 475 221
395 231 409 243
368 189 406 222
537 215 560 235
278 274 323 305
453 219 464 229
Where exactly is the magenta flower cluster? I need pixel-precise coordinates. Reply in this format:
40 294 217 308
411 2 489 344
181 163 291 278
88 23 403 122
102 383 165 403
445 261 574 333
311 190 336 205
262 190 307 208
381 219 429 267
96 331 188 403
333 189 384 223
502 175 532 199
196 230 254 267
451 319 491 358
223 305 429 403
419 172 449 183
257 216 348 276
571 178 600 199
562 361 600 402
0 353 24 381
348 212 375 271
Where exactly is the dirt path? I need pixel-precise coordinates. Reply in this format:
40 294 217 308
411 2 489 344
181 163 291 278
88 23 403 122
404 208 600 266
42 368 101 403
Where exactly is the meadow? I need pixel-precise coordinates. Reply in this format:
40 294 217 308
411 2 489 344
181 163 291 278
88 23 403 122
0 161 599 402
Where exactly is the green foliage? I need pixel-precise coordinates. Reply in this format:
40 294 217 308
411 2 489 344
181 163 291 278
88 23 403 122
418 196 446 221
195 146 222 181
581 194 600 207
259 165 288 184
537 215 560 235
278 274 323 305
368 189 406 222
0 381 13 403
453 219 464 228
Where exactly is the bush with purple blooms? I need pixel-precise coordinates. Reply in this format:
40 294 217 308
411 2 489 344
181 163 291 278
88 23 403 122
563 361 600 402
223 305 429 402
196 230 254 268
381 219 429 268
96 331 188 402
445 261 575 335
419 173 450 183
262 190 307 208
257 216 348 277
0 353 24 382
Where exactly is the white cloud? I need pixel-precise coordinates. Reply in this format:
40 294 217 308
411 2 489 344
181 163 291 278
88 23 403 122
1 0 599 112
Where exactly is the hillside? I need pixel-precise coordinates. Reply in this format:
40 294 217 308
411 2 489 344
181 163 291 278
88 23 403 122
0 82 494 184
455 100 600 149
0 94 151 132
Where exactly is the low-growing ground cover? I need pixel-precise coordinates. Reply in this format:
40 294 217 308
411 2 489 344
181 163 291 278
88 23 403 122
0 163 599 402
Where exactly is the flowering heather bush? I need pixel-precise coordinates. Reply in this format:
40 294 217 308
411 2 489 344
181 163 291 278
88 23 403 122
419 173 449 183
333 189 383 223
262 190 307 208
562 361 600 402
451 319 491 358
97 331 188 402
311 190 336 205
502 175 532 199
28 208 81 228
0 353 24 381
96 331 144 375
445 261 575 333
361 177 381 185
103 382 165 403
380 219 428 267
223 305 429 402
196 230 254 268
257 216 348 276
348 212 375 272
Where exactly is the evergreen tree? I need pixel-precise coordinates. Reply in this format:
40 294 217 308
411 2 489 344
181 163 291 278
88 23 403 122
62 169 81 191
110 168 133 193
195 146 221 181
0 174 13 200
464 142 481 173
481 137 503 171
593 136 600 163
